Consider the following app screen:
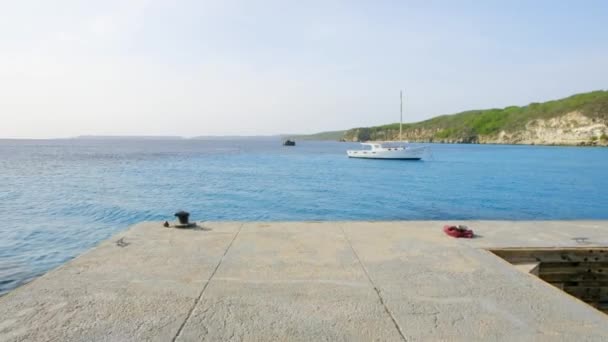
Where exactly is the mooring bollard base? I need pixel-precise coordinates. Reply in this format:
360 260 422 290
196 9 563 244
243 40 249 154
174 222 197 229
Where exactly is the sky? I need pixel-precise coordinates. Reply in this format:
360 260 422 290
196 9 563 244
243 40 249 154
1 0 607 138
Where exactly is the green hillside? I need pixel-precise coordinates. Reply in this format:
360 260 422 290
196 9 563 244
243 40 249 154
293 130 345 141
348 90 608 142
303 90 608 145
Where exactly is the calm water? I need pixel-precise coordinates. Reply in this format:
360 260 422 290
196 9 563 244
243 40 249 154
1 138 608 294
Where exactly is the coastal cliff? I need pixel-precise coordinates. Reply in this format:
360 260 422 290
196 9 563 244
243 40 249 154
344 111 608 146
309 90 608 146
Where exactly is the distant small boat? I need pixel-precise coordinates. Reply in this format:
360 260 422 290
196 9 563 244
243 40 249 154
347 90 428 160
283 139 296 146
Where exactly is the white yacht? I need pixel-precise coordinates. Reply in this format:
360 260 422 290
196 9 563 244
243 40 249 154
347 90 428 160
347 142 426 160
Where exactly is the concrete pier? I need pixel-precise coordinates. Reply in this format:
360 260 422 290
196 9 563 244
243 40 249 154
1 221 607 341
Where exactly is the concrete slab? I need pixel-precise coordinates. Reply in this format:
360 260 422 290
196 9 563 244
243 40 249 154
342 221 608 341
177 222 402 341
0 222 241 342
0 221 607 341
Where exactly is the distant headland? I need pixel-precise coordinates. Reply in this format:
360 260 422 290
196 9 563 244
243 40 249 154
300 90 608 146
74 135 184 140
71 135 283 141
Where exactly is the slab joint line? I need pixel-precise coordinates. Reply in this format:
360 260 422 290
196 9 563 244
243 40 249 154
340 225 408 342
172 223 244 342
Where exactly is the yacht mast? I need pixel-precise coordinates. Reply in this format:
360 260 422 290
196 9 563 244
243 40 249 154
399 90 403 142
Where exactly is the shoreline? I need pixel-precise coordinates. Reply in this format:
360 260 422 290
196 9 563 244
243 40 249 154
342 139 608 147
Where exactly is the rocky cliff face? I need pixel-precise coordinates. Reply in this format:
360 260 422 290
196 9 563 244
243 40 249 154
344 111 608 146
483 112 608 146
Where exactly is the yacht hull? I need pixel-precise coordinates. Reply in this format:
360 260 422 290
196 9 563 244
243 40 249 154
348 156 421 160
346 146 425 160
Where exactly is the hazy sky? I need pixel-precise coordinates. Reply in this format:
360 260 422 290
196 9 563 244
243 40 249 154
1 1 607 138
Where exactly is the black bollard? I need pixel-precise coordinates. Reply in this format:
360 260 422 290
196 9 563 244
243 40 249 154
174 211 190 225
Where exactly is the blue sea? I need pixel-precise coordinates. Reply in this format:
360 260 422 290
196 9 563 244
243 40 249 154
1 138 608 294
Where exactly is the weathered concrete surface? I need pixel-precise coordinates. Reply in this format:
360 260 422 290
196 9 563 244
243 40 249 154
178 223 402 341
0 222 242 342
0 221 607 341
343 221 608 341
